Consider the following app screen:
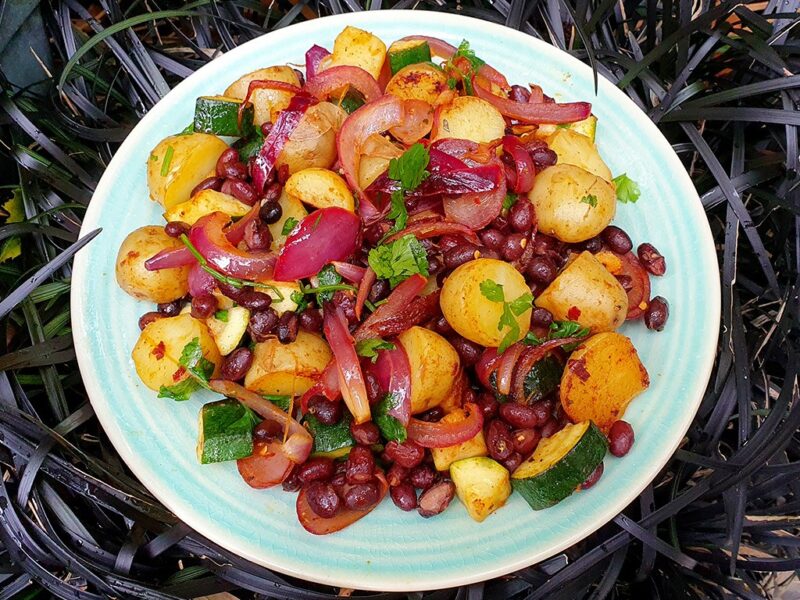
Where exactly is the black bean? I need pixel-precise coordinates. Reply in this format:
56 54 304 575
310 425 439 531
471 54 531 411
644 296 669 331
305 481 340 518
164 221 190 238
190 176 223 197
509 199 534 233
530 307 554 327
638 243 667 276
443 244 481 270
526 256 557 284
191 294 218 319
601 226 633 254
298 308 323 332
248 308 279 342
220 347 253 381
277 311 299 344
307 395 342 425
138 311 163 330
450 336 481 366
237 289 272 311
157 300 183 316
259 200 283 225
480 228 505 251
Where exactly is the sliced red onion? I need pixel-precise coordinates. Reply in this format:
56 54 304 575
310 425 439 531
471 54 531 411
273 207 361 281
331 261 367 284
407 402 484 448
225 202 261 246
473 77 591 124
502 135 536 194
304 65 382 103
384 219 480 245
443 158 506 230
389 99 433 145
366 163 500 198
355 273 427 342
297 471 388 534
252 93 316 193
475 346 501 389
510 338 582 402
323 304 371 424
370 341 412 425
299 360 341 412
188 262 215 297
305 44 331 80
354 266 376 320
144 247 194 271
189 212 276 280
496 342 525 396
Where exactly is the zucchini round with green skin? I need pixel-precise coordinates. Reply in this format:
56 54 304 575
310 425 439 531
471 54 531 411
511 420 607 510
489 354 564 403
387 39 432 74
194 96 255 137
197 398 256 464
305 413 354 458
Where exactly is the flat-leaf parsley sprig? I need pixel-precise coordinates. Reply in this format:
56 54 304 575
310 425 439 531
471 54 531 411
479 279 534 353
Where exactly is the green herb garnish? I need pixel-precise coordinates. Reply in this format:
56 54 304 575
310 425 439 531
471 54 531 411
315 264 343 304
502 193 518 214
383 143 431 238
160 145 174 176
214 309 229 322
356 338 396 363
480 279 534 353
373 393 407 442
281 216 299 236
612 173 641 203
523 320 590 352
368 234 429 288
580 194 598 207
158 337 215 401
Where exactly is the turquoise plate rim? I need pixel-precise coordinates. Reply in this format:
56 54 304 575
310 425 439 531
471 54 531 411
72 10 720 592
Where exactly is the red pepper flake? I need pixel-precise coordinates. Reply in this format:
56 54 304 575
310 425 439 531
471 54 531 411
569 358 591 382
567 306 582 320
151 341 165 360
172 366 186 382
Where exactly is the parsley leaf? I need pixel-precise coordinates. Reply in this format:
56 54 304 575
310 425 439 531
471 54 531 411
368 234 429 288
385 190 408 237
315 264 342 304
502 193 518 214
508 292 534 316
281 216 299 236
388 143 430 191
373 393 407 442
479 280 533 353
480 279 505 302
580 194 598 207
160 145 174 176
355 338 396 362
549 320 590 340
264 394 292 412
290 290 310 313
157 337 215 401
214 309 229 322
612 173 641 203
452 39 485 71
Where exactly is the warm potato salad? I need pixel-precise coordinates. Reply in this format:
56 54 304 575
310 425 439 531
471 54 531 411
116 27 669 534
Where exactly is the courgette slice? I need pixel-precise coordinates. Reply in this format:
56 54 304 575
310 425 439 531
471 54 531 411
387 40 432 75
206 306 250 356
304 413 354 458
450 457 511 522
194 96 255 137
511 420 606 509
523 355 564 403
197 398 257 464
338 87 365 114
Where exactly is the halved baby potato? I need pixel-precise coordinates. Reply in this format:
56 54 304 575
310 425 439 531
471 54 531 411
244 331 332 396
324 25 387 80
432 96 506 144
398 326 461 414
275 102 346 175
535 251 628 333
386 63 449 105
163 189 251 225
224 65 301 125
358 133 404 189
147 133 229 209
116 226 190 303
132 313 221 391
528 163 616 244
285 168 355 212
546 128 612 182
268 189 308 251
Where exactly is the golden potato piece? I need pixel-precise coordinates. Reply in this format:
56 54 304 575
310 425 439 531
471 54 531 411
147 133 228 209
116 226 190 303
560 332 649 431
163 189 251 226
326 26 387 80
267 189 308 251
276 102 346 175
132 313 221 392
398 326 461 414
244 331 332 396
440 258 532 348
285 168 355 212
224 65 300 125
546 128 612 182
432 96 506 144
386 63 449 105
528 163 616 243
535 251 628 333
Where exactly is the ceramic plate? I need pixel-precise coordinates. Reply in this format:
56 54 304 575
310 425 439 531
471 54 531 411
72 11 720 591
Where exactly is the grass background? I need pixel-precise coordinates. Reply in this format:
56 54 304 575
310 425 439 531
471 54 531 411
0 0 799 598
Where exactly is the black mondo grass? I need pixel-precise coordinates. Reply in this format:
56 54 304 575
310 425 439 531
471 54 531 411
0 0 798 598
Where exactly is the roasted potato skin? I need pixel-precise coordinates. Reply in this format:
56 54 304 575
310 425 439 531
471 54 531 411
535 251 629 333
276 102 346 175
267 189 308 251
163 189 251 225
224 66 300 125
528 164 616 243
398 326 461 414
546 128 612 182
116 226 190 303
386 63 449 105
325 25 387 80
432 96 506 144
440 258 532 347
560 332 649 431
284 168 355 212
244 331 332 396
147 134 229 209
132 313 221 391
